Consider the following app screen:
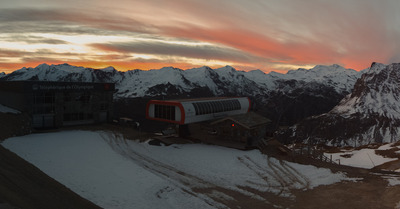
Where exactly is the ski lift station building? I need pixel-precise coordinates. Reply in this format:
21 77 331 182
146 97 251 125
146 97 272 149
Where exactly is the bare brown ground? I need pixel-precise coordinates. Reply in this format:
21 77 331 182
293 177 400 209
376 159 400 171
190 169 400 209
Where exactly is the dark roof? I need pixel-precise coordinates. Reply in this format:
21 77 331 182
210 112 271 129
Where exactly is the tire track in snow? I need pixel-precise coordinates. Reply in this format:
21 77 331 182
100 132 270 208
237 156 285 195
100 132 221 208
238 155 310 197
268 157 309 189
278 160 310 189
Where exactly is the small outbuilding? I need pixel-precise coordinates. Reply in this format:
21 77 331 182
208 112 271 147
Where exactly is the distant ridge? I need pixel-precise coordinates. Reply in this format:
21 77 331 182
0 63 362 127
1 63 360 97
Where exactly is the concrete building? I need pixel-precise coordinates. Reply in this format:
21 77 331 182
0 81 114 128
208 112 271 147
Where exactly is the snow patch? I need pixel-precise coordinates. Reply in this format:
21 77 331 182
0 104 20 114
325 147 397 169
384 175 400 186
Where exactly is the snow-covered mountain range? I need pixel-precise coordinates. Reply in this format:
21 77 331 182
1 63 361 127
277 62 400 146
1 63 360 97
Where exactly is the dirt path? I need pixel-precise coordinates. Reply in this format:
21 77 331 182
293 175 400 209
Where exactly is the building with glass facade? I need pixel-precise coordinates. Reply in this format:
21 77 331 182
0 81 114 128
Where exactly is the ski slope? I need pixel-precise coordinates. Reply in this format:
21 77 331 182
3 131 355 209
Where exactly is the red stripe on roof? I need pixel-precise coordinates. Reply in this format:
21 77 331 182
246 97 251 112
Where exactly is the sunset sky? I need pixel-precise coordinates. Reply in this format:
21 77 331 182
1 0 400 73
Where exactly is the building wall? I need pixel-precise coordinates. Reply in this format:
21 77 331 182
0 91 26 112
213 120 267 146
0 81 114 128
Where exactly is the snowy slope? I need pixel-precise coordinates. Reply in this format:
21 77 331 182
116 67 193 97
3 63 124 83
2 131 355 209
330 62 400 118
324 145 397 169
269 64 361 94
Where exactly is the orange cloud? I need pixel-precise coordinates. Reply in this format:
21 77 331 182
0 61 211 73
2 1 399 73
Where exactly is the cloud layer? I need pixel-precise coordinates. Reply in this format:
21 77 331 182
1 0 400 73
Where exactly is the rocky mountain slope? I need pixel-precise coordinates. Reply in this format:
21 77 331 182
0 63 362 126
277 62 400 146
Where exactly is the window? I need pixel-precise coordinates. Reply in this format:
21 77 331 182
193 99 242 115
100 103 108 111
33 93 55 114
154 104 176 121
63 113 93 121
34 92 55 104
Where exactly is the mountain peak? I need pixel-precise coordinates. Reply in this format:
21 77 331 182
278 62 400 146
35 63 51 70
332 63 400 118
365 62 387 74
37 63 51 68
99 66 116 72
157 66 183 72
216 65 236 72
248 69 265 75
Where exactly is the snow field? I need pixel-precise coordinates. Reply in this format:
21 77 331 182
324 143 399 169
325 148 397 169
3 131 355 209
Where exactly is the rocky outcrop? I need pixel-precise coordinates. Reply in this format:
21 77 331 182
277 63 400 147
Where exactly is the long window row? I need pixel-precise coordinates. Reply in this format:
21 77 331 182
192 99 241 115
154 104 176 120
63 112 93 121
